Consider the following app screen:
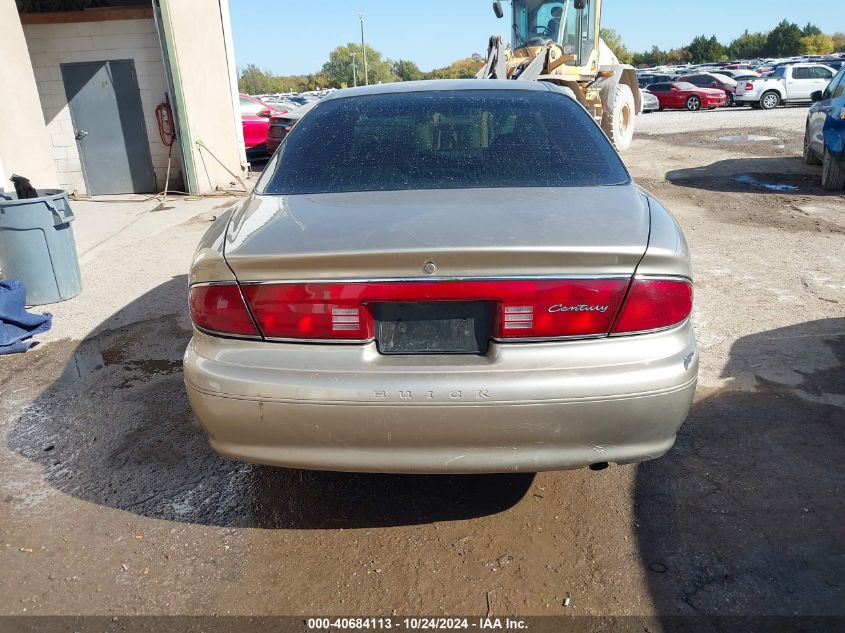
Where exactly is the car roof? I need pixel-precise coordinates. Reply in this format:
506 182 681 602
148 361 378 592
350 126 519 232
320 79 554 103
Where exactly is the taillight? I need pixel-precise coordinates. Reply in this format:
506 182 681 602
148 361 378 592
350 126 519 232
189 284 259 336
745 82 754 90
242 282 375 340
240 279 629 341
191 277 692 343
611 278 693 334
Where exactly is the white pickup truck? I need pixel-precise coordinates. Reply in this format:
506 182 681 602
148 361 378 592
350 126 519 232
734 63 836 110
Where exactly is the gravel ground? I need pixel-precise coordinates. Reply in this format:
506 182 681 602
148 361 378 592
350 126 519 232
0 106 842 620
636 103 810 135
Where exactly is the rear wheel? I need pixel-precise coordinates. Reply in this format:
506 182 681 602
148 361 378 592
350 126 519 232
821 148 845 191
725 92 734 107
760 91 780 110
601 83 635 151
685 95 701 111
803 126 822 165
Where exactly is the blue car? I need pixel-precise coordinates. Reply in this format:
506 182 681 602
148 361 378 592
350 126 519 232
804 66 845 190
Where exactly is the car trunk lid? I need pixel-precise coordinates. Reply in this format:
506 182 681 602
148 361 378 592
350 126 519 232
223 185 650 280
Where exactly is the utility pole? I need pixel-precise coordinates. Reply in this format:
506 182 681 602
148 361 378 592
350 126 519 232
359 13 369 85
350 52 357 87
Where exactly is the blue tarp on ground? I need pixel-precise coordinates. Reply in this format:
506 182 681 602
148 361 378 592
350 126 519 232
0 280 52 355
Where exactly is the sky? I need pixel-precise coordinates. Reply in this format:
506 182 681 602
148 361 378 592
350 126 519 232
229 1 844 75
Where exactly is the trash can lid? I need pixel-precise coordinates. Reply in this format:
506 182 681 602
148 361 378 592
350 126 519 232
0 189 68 206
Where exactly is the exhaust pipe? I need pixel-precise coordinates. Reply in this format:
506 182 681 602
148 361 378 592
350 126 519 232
589 462 609 471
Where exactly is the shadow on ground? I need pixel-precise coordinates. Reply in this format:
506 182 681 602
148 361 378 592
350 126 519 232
636 318 845 617
6 276 533 529
666 157 842 197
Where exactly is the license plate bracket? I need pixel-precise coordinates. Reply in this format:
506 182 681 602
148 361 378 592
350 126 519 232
374 302 490 355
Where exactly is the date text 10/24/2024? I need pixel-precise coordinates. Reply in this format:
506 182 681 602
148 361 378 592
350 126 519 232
307 618 529 630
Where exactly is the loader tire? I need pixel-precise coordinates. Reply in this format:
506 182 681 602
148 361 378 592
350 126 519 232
602 83 635 152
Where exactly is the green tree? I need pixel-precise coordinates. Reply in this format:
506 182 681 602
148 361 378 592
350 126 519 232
666 47 692 64
728 31 767 59
802 22 822 36
687 35 726 63
800 33 835 55
239 64 280 94
833 32 845 52
322 43 395 88
600 28 632 64
425 58 484 79
765 20 803 56
392 59 424 82
632 45 668 67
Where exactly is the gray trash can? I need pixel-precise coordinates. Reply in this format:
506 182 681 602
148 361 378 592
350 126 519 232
0 189 82 305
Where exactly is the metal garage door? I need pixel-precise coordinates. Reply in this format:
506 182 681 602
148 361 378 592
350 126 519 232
61 60 157 195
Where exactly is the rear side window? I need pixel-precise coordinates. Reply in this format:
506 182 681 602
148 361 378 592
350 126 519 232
260 90 629 195
830 69 845 98
240 96 265 115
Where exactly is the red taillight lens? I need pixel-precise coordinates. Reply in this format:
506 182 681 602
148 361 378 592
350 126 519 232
189 284 259 336
612 278 693 334
242 283 375 340
240 279 629 341
745 82 754 90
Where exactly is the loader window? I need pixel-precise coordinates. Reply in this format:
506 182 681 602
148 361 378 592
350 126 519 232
510 1 595 66
261 89 630 195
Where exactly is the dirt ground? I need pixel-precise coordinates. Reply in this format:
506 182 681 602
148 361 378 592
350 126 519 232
0 106 843 620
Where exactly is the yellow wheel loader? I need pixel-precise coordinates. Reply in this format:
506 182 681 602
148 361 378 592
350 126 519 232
478 0 641 151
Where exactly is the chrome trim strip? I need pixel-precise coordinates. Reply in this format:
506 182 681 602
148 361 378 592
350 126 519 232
189 280 239 288
634 274 693 282
265 336 375 345
234 274 633 286
493 333 608 343
193 325 263 341
608 317 691 338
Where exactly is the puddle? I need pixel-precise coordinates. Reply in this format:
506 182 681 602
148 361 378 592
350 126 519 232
734 174 800 192
720 134 779 142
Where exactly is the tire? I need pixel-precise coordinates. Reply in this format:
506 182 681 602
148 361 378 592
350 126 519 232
685 95 701 111
725 92 734 107
601 83 635 152
760 91 781 110
803 126 822 166
821 148 845 191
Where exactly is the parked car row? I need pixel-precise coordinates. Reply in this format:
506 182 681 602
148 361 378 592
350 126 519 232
638 61 840 112
239 92 328 154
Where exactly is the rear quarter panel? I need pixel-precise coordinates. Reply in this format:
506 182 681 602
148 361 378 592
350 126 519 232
634 191 692 280
190 205 238 285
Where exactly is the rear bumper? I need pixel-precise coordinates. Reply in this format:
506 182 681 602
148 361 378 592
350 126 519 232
184 322 698 473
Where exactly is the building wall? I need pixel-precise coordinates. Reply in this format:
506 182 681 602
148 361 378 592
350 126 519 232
0 0 58 191
22 18 181 196
160 0 245 194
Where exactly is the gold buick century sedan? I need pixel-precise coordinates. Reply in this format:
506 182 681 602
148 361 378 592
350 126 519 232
184 80 698 474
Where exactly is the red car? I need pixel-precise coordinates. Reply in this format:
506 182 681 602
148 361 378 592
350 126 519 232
645 82 728 111
239 94 287 151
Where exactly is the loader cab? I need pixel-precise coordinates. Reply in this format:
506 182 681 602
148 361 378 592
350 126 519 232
500 0 598 68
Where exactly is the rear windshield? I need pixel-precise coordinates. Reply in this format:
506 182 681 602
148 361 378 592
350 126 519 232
259 89 630 195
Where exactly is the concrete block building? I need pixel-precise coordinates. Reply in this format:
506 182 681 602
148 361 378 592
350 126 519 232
1 0 247 196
